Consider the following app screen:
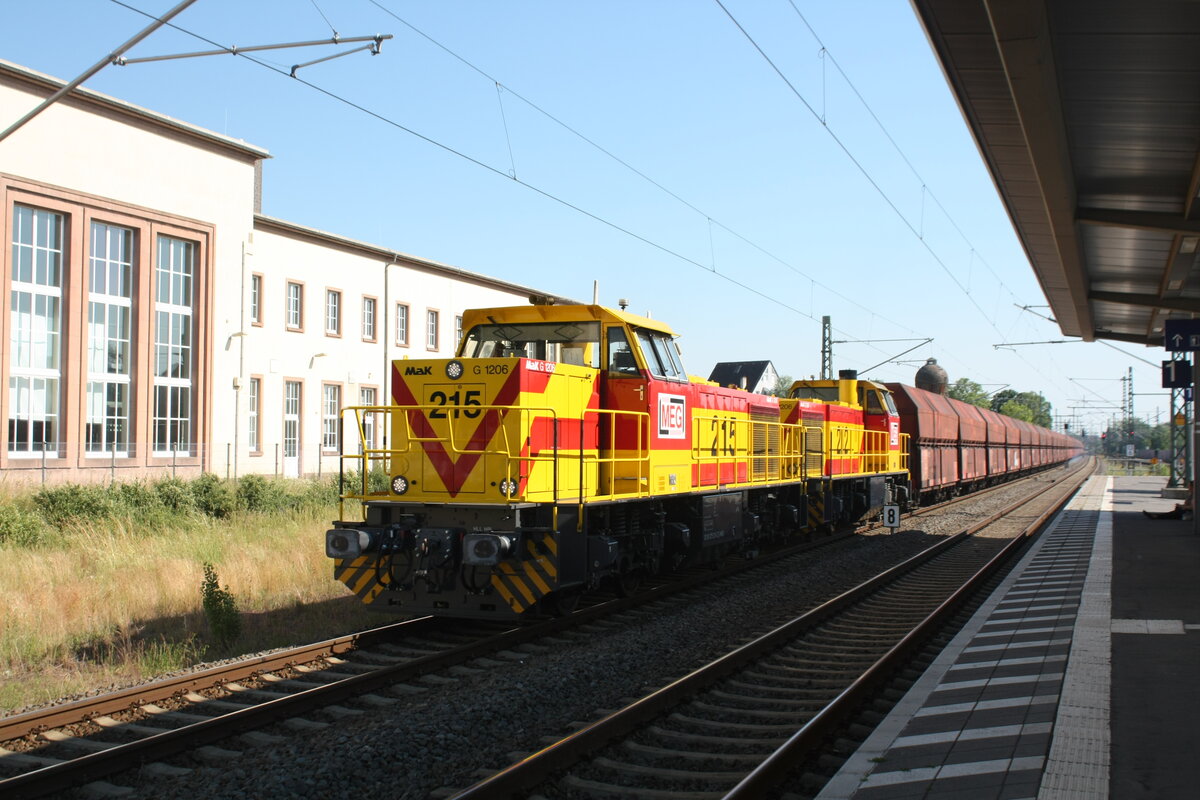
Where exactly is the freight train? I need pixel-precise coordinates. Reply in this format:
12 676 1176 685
325 302 1080 620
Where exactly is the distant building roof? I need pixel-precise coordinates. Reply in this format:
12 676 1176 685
254 214 575 302
0 59 270 162
708 360 776 391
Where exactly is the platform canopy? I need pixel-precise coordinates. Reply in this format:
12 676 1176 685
912 0 1200 346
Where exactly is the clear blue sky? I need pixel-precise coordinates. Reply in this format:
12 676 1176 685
0 0 1168 435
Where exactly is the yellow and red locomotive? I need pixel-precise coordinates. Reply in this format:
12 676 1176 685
326 302 910 619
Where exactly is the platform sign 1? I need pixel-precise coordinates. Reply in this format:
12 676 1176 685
882 504 901 529
1162 360 1192 388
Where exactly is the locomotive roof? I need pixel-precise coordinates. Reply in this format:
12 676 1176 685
460 304 678 336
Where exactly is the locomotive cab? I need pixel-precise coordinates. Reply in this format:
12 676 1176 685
788 373 909 522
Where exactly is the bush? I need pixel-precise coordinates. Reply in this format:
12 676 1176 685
299 476 341 509
368 465 390 494
110 480 165 516
200 562 241 647
32 484 116 526
154 477 195 513
236 474 287 513
191 473 235 519
0 504 48 547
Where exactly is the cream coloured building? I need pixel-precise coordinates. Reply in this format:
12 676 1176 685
0 60 552 484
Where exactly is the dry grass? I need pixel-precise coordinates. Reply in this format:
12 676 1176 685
0 506 380 714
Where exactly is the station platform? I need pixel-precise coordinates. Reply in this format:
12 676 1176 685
816 475 1200 800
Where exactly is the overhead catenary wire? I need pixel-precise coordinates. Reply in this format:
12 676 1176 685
365 0 922 344
102 0 1063 394
103 0 834 328
308 0 338 39
785 0 1016 299
712 0 1078 402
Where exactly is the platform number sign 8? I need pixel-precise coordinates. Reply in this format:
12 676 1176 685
882 504 901 529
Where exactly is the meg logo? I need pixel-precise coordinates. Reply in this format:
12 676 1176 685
657 394 686 439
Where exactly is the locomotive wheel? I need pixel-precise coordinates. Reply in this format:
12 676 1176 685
544 588 582 616
659 549 687 575
614 569 642 597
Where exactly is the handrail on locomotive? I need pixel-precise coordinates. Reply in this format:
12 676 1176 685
336 404 906 519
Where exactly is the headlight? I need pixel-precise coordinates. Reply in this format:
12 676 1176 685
391 475 409 495
462 533 516 566
326 529 376 559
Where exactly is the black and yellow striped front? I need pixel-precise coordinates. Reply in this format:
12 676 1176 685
332 530 562 618
333 556 388 606
490 534 559 613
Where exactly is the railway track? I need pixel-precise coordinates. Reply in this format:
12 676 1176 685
448 457 1095 799
0 530 857 798
0 462 1084 799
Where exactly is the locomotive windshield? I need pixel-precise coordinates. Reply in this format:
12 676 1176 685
634 328 686 380
461 321 602 367
791 385 840 402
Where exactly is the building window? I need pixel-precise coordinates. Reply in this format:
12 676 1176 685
153 235 195 455
250 273 263 325
286 281 303 330
248 376 261 453
426 309 439 350
322 383 340 451
8 205 64 455
395 303 409 346
455 315 463 348
85 221 133 455
361 296 376 341
325 289 340 336
359 386 377 455
283 380 301 460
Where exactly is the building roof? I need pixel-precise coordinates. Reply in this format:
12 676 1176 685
254 214 575 303
0 59 270 162
912 0 1200 346
708 360 776 390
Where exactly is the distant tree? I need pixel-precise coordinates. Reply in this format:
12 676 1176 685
1147 422 1170 451
999 399 1035 422
946 378 990 407
770 374 793 398
989 389 1018 414
991 389 1052 427
1013 391 1052 427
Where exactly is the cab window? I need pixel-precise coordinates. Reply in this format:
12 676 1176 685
884 391 898 415
864 390 885 414
634 329 685 380
607 327 640 376
461 321 600 367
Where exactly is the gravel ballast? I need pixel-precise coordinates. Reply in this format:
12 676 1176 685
86 469 1077 800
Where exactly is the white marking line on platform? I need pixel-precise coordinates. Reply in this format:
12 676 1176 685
863 756 1046 788
1007 587 1084 597
990 603 1080 615
982 614 1076 629
999 592 1078 604
915 694 1059 718
963 638 1071 654
948 654 1067 672
1110 619 1186 634
894 721 1052 748
972 625 1074 641
937 672 1065 691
